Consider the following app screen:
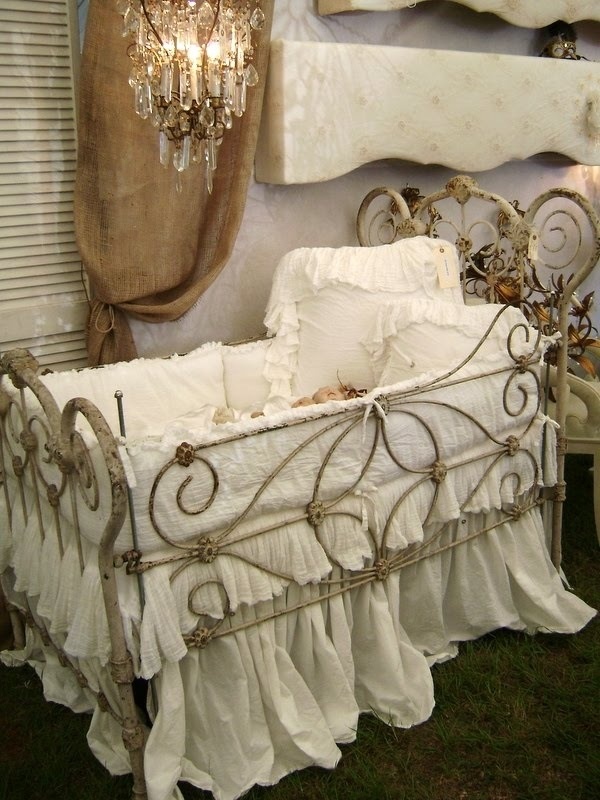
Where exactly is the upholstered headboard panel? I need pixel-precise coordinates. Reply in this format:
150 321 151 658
255 40 600 185
317 0 600 27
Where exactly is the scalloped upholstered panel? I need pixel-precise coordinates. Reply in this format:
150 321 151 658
255 40 600 185
317 0 600 27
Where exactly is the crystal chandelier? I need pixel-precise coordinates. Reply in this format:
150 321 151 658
117 1 265 190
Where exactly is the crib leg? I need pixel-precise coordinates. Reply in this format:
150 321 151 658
121 700 147 799
5 601 26 650
111 656 148 800
551 478 566 569
129 744 148 800
0 597 13 650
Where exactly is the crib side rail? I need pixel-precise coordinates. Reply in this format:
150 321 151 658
0 348 147 799
356 175 600 567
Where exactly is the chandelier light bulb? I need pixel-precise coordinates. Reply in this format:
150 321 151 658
206 38 221 60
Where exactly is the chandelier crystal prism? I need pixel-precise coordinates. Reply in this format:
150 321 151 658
116 1 265 190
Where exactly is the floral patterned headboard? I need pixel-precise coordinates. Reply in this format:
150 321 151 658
357 174 600 378
317 1 600 28
255 41 600 185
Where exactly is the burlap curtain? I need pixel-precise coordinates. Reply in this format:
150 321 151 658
74 1 274 365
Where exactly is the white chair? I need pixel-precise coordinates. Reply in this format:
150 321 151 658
562 372 600 544
547 366 600 544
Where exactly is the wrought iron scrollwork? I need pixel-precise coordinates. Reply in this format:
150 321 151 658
115 330 544 649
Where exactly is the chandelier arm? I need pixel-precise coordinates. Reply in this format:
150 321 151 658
140 0 164 48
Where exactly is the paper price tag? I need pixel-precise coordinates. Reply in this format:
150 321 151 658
528 232 539 262
434 245 460 289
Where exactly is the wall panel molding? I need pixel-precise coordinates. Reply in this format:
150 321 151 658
255 40 600 185
317 1 600 27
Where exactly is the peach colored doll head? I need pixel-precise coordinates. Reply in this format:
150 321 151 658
312 386 346 404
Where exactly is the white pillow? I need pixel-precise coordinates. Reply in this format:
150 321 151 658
264 237 464 397
41 342 226 439
370 300 537 387
222 339 271 410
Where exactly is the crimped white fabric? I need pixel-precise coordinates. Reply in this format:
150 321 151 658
263 237 464 397
1 499 595 800
366 300 542 385
40 341 227 439
316 1 600 30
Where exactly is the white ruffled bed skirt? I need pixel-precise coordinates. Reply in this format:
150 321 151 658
2 504 595 800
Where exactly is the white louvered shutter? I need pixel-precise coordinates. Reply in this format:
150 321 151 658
0 0 88 371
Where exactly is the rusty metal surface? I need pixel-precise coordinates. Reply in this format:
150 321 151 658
357 175 600 566
0 349 146 799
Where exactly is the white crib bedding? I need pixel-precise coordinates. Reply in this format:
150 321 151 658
1 368 596 800
263 236 465 398
14 345 545 553
1 347 562 677
1 232 596 800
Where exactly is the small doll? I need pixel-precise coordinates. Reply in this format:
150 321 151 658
291 395 315 408
291 379 368 409
312 385 347 403
291 386 346 408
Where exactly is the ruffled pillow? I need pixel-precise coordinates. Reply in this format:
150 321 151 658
263 237 464 398
366 300 539 386
222 339 271 411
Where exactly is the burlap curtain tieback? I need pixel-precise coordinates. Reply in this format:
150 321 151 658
86 299 138 366
90 301 116 334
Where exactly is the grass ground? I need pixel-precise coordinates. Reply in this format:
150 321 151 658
0 455 598 800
